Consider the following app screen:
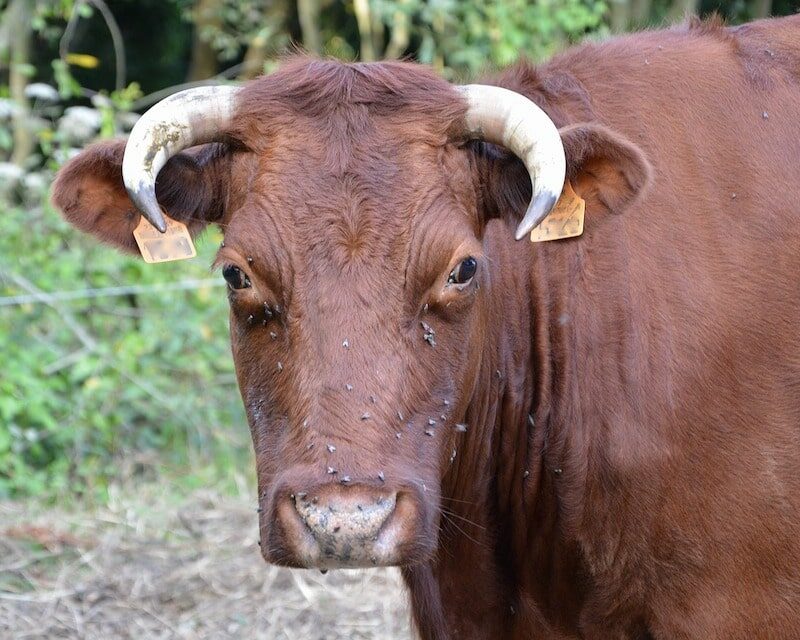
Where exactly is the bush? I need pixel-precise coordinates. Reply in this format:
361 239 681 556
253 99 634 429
0 200 249 499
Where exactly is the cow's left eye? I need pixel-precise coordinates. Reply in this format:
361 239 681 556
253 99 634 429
448 257 477 285
223 264 251 290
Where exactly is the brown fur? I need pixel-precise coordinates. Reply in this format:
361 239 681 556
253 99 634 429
51 15 800 640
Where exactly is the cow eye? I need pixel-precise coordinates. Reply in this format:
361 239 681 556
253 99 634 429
222 264 251 290
448 257 477 285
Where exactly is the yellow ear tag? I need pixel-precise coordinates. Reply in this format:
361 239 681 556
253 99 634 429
529 181 585 243
133 214 197 263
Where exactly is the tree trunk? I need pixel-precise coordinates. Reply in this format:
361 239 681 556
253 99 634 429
8 0 33 167
237 0 293 81
297 0 322 54
239 32 268 80
187 0 222 81
630 0 652 27
371 6 384 60
667 0 700 22
353 0 376 61
384 3 410 59
0 1 14 72
751 0 772 18
608 0 630 32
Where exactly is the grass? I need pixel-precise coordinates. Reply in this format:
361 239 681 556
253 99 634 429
0 481 412 639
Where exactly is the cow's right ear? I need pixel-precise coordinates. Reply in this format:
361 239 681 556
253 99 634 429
558 122 652 215
473 121 651 229
51 139 232 255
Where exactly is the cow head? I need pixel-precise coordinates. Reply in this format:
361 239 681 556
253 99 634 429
52 58 649 570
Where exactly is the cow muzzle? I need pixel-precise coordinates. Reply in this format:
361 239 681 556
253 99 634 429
265 483 423 569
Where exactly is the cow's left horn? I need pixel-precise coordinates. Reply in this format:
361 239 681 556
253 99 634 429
457 84 566 240
122 85 239 232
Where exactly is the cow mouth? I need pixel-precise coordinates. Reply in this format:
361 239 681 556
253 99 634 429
261 483 434 570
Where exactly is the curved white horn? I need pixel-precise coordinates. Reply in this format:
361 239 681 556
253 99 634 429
122 85 239 232
457 84 566 240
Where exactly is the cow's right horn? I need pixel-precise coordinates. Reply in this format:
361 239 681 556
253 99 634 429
457 84 566 240
122 85 239 232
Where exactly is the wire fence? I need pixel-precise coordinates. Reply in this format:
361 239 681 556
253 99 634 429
0 278 224 307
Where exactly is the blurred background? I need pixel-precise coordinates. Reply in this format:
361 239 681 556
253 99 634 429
0 0 795 638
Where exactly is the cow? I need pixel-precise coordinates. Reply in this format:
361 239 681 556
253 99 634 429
51 14 800 640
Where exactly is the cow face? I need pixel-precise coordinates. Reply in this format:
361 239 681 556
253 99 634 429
52 58 650 570
215 62 496 569
221 137 486 568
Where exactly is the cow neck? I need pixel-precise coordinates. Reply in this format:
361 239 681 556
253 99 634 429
423 233 590 638
403 231 533 637
516 239 593 632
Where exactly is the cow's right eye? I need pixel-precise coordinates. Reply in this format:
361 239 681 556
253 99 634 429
448 257 478 285
223 265 251 290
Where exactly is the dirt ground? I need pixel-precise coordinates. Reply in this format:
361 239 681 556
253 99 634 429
0 487 412 639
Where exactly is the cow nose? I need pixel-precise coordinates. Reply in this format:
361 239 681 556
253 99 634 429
275 485 410 568
294 491 396 544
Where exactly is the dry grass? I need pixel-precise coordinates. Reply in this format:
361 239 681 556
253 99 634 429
0 486 412 639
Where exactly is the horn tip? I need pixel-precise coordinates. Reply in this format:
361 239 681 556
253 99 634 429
148 213 167 234
514 192 558 241
127 183 168 233
142 202 168 233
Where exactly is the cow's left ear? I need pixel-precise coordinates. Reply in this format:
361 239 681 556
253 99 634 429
51 140 233 255
474 122 651 227
559 122 652 215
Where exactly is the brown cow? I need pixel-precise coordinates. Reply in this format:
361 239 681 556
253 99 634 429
51 15 800 640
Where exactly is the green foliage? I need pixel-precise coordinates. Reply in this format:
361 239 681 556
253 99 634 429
0 204 249 499
185 0 288 62
51 59 83 99
384 0 609 75
96 82 143 137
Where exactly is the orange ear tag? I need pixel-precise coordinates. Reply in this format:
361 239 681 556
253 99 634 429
529 181 585 243
133 214 197 263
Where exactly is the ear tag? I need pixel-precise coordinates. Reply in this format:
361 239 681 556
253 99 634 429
133 214 197 263
529 181 585 243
